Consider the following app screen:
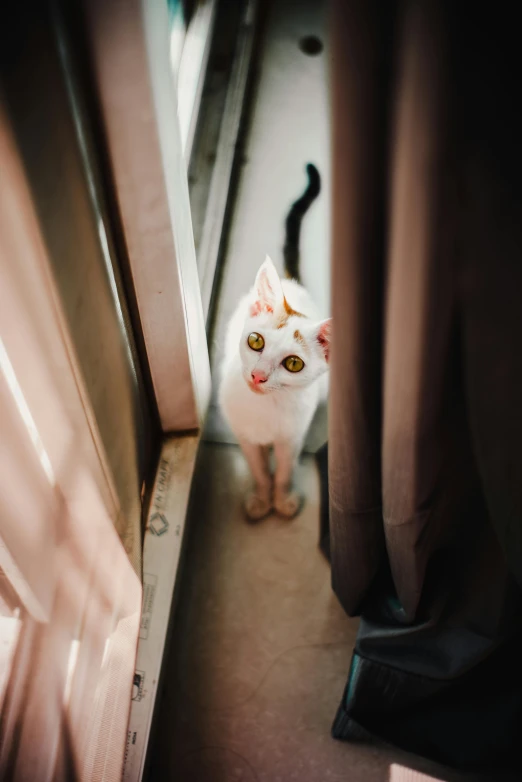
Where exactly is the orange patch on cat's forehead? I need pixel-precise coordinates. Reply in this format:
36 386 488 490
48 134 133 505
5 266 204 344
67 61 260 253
276 297 305 328
293 329 306 345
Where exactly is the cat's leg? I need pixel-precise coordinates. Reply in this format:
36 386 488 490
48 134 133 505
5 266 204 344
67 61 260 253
239 439 272 521
273 439 303 519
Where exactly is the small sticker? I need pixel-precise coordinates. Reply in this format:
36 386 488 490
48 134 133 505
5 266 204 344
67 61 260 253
132 670 145 702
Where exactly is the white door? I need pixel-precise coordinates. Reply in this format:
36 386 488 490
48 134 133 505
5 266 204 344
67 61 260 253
0 1 210 779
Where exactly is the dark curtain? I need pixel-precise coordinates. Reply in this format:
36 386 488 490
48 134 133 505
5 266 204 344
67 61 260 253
323 0 522 773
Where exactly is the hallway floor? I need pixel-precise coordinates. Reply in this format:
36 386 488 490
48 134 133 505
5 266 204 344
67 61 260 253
149 444 471 782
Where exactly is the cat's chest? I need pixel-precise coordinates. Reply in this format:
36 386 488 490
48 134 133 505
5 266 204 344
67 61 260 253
225 378 317 445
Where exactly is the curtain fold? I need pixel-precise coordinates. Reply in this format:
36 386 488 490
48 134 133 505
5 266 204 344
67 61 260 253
327 0 522 772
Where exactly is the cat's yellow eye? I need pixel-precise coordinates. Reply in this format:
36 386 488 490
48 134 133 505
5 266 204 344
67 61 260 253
248 332 265 351
283 355 304 372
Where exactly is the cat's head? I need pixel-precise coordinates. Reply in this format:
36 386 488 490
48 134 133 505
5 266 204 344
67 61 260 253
239 256 331 394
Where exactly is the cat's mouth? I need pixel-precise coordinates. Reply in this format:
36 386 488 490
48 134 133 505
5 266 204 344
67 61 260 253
247 380 269 394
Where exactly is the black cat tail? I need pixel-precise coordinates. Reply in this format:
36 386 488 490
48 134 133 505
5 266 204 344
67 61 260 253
283 163 321 282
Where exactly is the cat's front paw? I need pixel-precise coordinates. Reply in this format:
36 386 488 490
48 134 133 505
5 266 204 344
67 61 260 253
244 491 272 522
274 490 303 520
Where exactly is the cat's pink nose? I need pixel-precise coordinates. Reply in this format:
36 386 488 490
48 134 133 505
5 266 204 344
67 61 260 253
251 370 268 385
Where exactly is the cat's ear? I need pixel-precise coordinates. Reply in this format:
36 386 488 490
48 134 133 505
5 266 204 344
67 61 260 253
315 318 332 363
251 256 283 316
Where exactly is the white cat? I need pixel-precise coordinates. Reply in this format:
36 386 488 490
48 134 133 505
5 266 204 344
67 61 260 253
219 165 330 521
